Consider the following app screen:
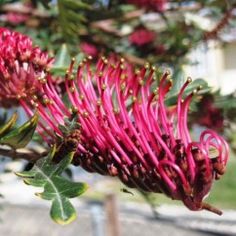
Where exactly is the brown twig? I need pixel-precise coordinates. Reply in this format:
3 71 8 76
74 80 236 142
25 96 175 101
204 7 235 40
0 147 47 162
202 202 223 216
166 3 202 12
90 4 203 37
1 2 50 18
123 53 146 65
91 19 122 37
91 9 144 37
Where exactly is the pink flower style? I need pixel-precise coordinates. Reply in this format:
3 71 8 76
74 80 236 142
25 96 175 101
127 0 167 12
0 28 53 107
22 56 229 215
129 28 155 46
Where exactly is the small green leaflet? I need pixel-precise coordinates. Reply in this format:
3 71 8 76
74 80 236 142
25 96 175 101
0 112 38 149
165 78 211 106
16 146 88 225
51 43 85 77
58 115 80 136
0 112 18 138
51 44 71 76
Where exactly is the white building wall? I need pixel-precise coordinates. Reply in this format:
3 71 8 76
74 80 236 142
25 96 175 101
184 41 236 95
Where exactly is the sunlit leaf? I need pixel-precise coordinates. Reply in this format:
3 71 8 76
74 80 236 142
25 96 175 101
0 113 18 138
166 78 211 106
16 146 88 225
0 113 38 149
51 44 71 75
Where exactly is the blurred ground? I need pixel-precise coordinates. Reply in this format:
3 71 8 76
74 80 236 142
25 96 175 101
0 203 222 236
1 162 236 236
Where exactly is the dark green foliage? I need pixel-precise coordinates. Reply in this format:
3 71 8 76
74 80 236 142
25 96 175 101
57 0 91 44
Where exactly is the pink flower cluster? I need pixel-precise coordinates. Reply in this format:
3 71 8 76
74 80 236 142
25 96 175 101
22 56 229 215
6 12 29 25
127 0 167 12
196 94 224 131
0 27 53 107
129 28 155 46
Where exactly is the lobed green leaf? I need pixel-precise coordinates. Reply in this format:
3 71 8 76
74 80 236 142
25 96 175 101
17 146 88 225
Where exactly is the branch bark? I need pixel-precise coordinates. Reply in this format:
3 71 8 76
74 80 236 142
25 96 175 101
0 146 47 162
204 7 235 40
1 2 51 18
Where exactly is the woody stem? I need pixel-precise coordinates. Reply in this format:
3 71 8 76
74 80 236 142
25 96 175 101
0 146 47 162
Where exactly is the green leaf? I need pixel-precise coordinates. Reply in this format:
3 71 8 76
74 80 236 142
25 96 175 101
16 146 88 225
51 197 76 225
57 0 91 44
59 115 80 135
51 44 71 75
0 113 18 138
0 113 38 149
59 0 91 11
0 112 7 127
36 176 87 199
166 79 211 106
36 0 51 8
215 94 236 109
0 0 12 6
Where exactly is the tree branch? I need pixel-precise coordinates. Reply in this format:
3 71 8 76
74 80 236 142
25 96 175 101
91 9 144 37
204 7 235 40
0 146 48 162
1 2 51 18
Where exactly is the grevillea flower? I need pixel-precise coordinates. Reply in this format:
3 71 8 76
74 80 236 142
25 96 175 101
80 42 98 58
22 56 229 215
0 27 53 107
155 44 166 55
129 28 155 46
126 0 167 12
195 94 224 131
6 12 29 25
